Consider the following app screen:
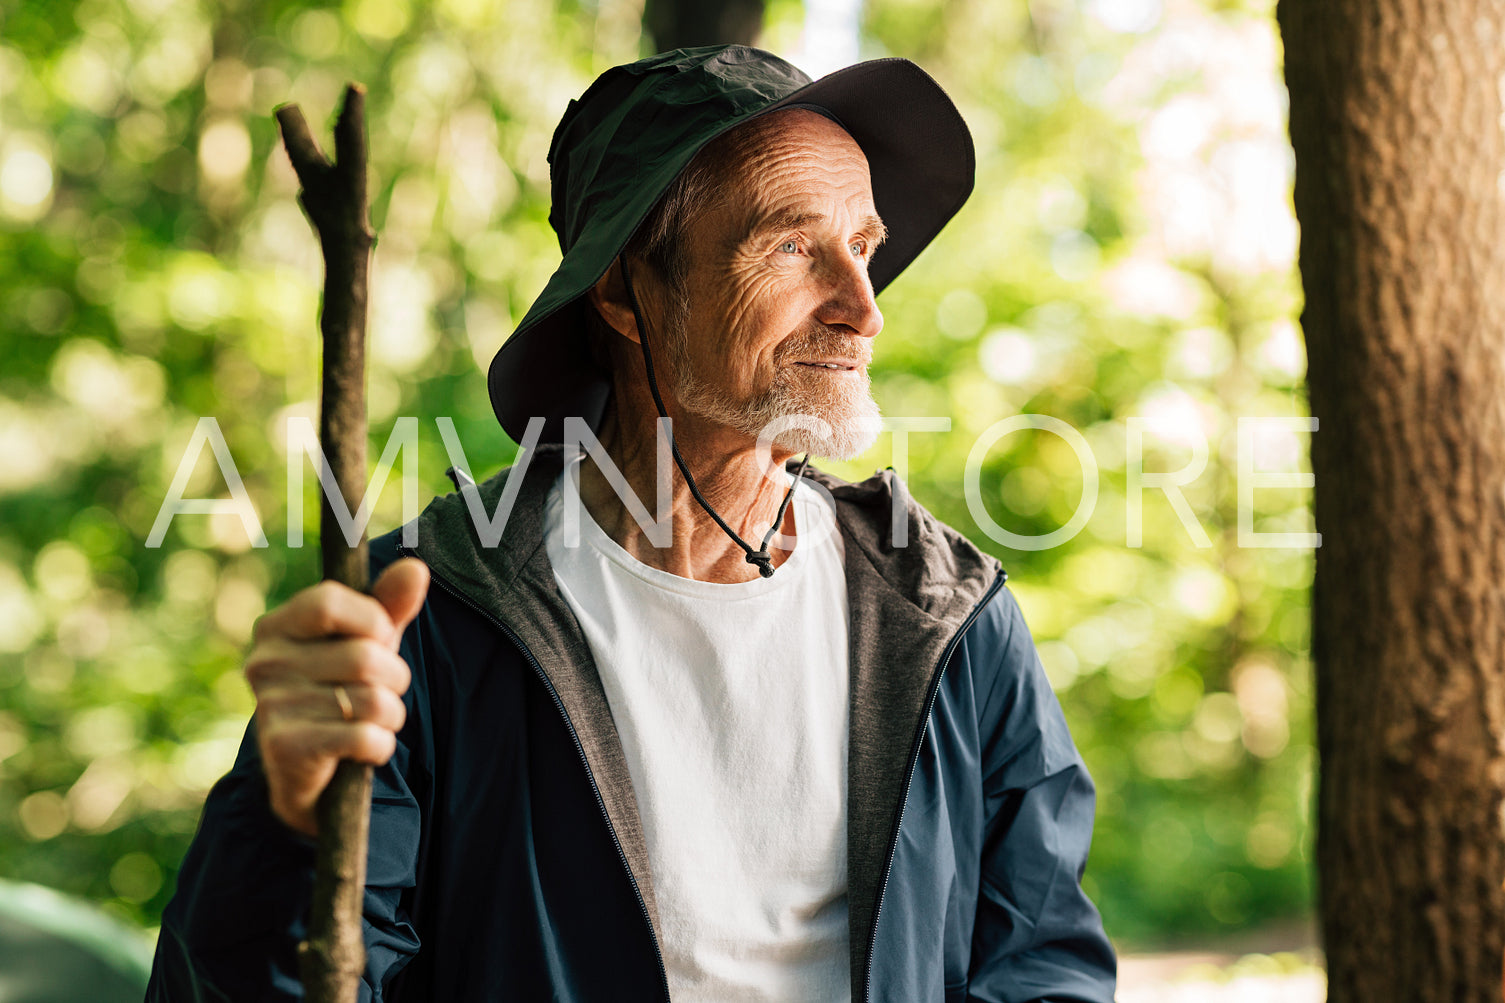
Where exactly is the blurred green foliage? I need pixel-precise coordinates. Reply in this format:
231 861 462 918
0 0 1310 951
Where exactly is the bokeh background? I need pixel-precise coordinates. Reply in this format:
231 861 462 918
0 0 1317 993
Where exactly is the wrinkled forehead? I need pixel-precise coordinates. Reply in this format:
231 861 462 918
699 108 878 231
713 105 871 185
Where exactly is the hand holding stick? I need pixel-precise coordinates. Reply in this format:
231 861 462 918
274 83 376 1003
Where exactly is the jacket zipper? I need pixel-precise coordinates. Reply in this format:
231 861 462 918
406 552 672 1003
859 568 1008 1003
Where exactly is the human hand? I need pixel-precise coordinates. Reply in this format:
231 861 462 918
243 557 429 837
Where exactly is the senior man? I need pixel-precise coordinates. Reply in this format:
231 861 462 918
149 45 1116 1002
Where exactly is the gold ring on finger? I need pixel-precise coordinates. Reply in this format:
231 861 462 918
333 683 355 722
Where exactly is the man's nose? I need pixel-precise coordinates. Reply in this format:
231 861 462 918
816 249 884 341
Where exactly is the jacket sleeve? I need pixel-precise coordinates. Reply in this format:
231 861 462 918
966 587 1117 1003
146 539 428 1002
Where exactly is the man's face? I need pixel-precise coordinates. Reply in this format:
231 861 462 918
658 109 886 460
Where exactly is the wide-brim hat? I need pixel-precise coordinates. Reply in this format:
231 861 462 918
487 44 975 444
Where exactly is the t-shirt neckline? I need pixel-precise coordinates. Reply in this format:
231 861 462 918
550 454 822 600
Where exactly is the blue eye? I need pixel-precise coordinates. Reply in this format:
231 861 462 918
850 241 865 256
779 240 799 254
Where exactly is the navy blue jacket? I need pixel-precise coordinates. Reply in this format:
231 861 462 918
147 448 1116 1002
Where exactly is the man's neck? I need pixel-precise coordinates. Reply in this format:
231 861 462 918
575 402 799 583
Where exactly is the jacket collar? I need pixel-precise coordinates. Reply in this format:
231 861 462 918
407 442 1004 989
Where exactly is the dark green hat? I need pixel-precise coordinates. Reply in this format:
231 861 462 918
487 44 975 443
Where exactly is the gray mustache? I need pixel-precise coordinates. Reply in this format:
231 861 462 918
776 330 873 366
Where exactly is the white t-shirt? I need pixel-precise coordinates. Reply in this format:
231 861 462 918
543 454 851 1002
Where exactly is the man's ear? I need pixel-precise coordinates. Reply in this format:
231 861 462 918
586 258 642 345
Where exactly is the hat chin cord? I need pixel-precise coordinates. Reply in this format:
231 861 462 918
619 261 810 579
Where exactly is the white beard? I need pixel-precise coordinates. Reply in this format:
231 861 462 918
666 316 883 460
676 367 883 460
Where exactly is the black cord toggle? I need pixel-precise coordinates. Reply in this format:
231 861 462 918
746 550 775 577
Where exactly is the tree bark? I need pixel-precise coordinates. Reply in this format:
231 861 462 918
1278 2 1505 999
643 0 765 51
275 85 376 1003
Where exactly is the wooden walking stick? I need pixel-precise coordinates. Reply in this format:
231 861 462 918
275 84 376 1003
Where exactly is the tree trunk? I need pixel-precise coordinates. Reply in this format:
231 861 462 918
643 0 765 52
1278 2 1505 999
